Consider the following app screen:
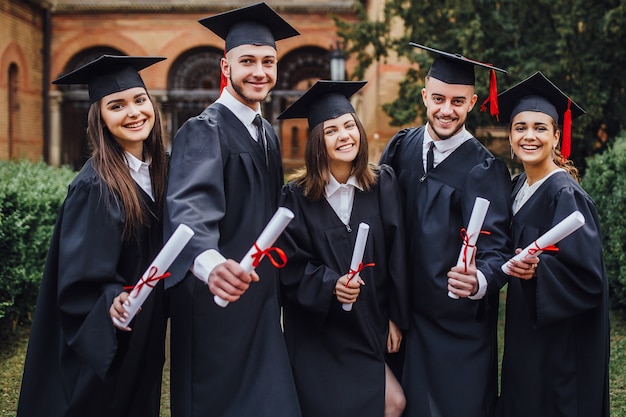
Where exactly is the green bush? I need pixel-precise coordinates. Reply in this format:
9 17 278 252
582 132 626 309
0 160 76 334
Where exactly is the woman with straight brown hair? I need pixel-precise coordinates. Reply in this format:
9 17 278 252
17 55 169 417
277 80 408 417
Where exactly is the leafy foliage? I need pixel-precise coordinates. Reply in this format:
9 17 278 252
581 132 626 308
0 160 76 334
336 0 626 169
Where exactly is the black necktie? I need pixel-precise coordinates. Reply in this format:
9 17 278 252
253 114 268 167
426 141 435 172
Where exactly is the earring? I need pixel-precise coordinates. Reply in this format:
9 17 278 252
510 147 515 159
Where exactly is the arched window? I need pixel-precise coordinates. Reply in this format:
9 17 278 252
167 47 223 138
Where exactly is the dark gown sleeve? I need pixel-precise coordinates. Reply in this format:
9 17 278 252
164 114 228 286
529 186 605 328
278 184 340 325
379 128 410 167
56 174 127 380
377 165 409 329
464 157 513 293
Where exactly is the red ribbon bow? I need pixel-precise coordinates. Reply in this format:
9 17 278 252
123 266 171 295
460 227 491 273
345 262 376 287
250 242 288 269
527 241 559 257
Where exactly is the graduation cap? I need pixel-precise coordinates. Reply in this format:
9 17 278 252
409 42 507 120
52 55 166 104
277 80 367 129
199 2 299 93
199 2 300 52
498 71 585 159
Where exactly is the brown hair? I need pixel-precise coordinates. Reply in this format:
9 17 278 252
289 113 377 201
87 92 168 240
550 120 579 181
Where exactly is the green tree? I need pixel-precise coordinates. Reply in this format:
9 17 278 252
335 0 625 169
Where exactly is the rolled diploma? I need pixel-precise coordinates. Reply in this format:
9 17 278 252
113 223 194 327
343 222 370 311
449 197 490 299
214 207 295 307
501 210 585 274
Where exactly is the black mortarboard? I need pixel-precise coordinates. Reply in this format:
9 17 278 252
277 80 367 129
498 71 585 159
52 55 166 104
199 2 300 52
410 42 507 119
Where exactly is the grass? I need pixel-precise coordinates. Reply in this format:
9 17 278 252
2 310 626 416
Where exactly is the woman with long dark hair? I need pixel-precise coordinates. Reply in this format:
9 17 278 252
277 80 408 417
17 55 169 417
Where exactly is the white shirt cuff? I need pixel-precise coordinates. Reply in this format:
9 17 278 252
191 249 226 285
468 269 488 300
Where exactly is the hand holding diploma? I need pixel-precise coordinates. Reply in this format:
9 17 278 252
341 223 373 311
112 224 194 329
448 197 490 299
213 207 294 307
501 210 585 275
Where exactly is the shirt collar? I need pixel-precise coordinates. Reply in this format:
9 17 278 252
325 174 362 197
424 124 472 153
216 88 261 127
124 151 151 172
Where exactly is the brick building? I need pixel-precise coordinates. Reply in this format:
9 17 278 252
1 0 413 170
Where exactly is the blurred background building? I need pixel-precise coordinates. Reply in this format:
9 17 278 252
1 0 413 170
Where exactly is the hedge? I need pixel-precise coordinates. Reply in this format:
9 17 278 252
0 160 76 335
582 131 626 309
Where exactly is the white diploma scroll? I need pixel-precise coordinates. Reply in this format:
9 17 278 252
113 224 194 328
449 197 491 299
214 207 295 307
343 222 370 311
501 210 585 275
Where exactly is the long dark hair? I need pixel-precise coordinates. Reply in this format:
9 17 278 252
87 92 168 240
289 113 377 200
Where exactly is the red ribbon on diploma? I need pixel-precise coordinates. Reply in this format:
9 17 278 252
528 241 560 256
460 228 491 273
345 262 376 287
251 242 288 269
123 266 171 294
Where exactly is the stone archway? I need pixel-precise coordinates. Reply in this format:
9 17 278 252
166 46 223 139
164 45 331 169
273 46 331 169
56 46 123 169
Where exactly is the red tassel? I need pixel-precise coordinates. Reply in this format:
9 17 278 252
480 69 499 121
219 49 228 95
561 98 572 160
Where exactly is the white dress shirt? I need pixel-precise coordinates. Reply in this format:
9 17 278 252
215 88 262 141
324 174 363 227
125 151 154 201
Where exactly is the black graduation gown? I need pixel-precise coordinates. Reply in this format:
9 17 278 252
164 103 301 417
497 171 610 417
17 159 166 417
278 165 409 417
379 126 513 417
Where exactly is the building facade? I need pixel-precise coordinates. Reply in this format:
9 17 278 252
1 0 413 170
